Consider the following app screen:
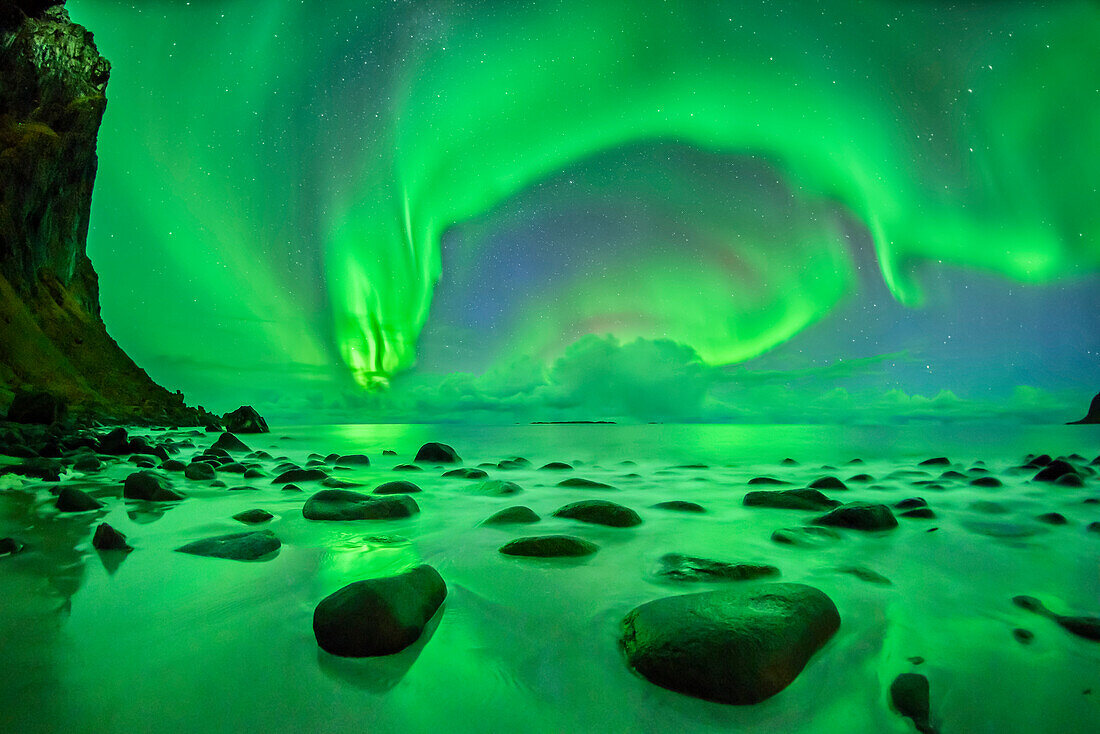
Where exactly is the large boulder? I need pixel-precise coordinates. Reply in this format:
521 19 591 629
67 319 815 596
212 432 250 452
222 406 269 434
303 489 419 520
553 499 642 527
621 583 840 704
6 390 66 424
176 530 280 560
414 442 460 463
122 471 183 501
813 502 898 531
56 486 103 512
313 565 447 657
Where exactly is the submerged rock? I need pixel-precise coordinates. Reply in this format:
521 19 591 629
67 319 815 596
0 537 25 556
1012 595 1100 642
443 467 487 479
223 406 269 434
373 480 421 495
473 479 523 496
123 471 183 501
621 583 840 704
414 442 460 463
836 566 892 585
651 500 705 513
56 486 103 512
176 530 280 560
557 477 614 489
813 502 898 531
553 499 642 527
233 509 274 524
743 488 840 512
771 526 841 547
303 489 419 520
481 506 540 525
313 565 447 657
654 553 779 583
890 673 936 734
499 535 598 558
337 454 371 466
272 468 328 484
92 523 132 552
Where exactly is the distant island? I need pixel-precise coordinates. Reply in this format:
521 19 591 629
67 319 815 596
1068 392 1100 425
530 420 617 425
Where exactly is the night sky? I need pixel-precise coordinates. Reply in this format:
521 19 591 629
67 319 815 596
67 0 1099 423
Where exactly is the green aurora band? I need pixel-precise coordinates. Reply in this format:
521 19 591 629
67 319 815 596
70 0 1100 393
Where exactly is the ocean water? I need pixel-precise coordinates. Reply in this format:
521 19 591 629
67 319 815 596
2 423 1099 733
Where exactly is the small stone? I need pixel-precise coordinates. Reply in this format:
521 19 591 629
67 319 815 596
233 509 274 524
651 500 705 513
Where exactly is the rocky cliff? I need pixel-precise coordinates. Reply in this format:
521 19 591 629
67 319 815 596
0 0 208 424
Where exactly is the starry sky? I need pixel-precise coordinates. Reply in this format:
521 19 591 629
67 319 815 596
67 0 1099 423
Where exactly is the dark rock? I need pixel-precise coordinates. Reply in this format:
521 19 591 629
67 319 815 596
890 673 935 734
160 460 186 473
6 390 65 424
217 461 246 474
781 458 799 466
918 457 950 466
56 486 102 512
813 502 898 531
336 454 371 466
621 583 840 705
222 406 269 433
655 553 779 583
443 467 487 479
900 508 936 519
92 522 131 551
72 455 102 472
499 535 598 558
0 457 62 481
1055 473 1085 488
212 432 249 452
184 461 216 481
0 537 25 556
312 565 447 657
382 449 397 456
1088 522 1100 533
771 526 841 547
272 468 328 484
553 499 642 527
233 509 274 524
1037 512 1068 525
243 467 266 479
743 488 840 512
808 476 846 490
557 477 613 489
392 463 422 472
747 476 789 485
651 501 705 513
1013 628 1034 644
481 506 540 525
1068 392 1100 424
1034 460 1077 482
414 442 460 463
122 471 182 501
539 461 572 470
970 476 1002 487
939 470 967 480
895 497 928 510
1012 595 1100 642
320 477 361 489
175 530 280 560
303 489 419 520
473 479 522 496
373 480 421 495
281 483 302 493
836 566 892 585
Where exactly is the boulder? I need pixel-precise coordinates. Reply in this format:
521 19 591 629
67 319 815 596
222 406 269 433
92 523 132 551
499 535 598 558
176 530 280 560
553 499 642 527
743 488 840 512
1068 392 1100 424
123 471 183 501
443 467 487 479
56 486 103 512
651 501 705 513
813 502 898 531
233 509 274 524
312 565 447 657
0 537 26 556
372 480 421 495
303 489 419 520
272 468 328 484
473 479 523 496
184 462 216 481
557 477 614 489
808 476 847 490
539 462 572 470
1033 460 1077 482
621 583 840 704
212 432 250 452
6 390 66 424
414 442 460 463
771 526 841 547
654 553 779 582
336 454 371 466
481 506 540 525
890 673 936 734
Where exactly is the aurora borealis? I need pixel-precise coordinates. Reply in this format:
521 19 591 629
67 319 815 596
66 0 1099 423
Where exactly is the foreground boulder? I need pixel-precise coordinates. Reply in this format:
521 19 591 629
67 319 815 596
223 406 269 433
56 486 103 512
313 565 447 657
303 489 419 520
499 535 598 558
553 499 642 527
621 583 840 704
813 502 898 531
175 530 280 560
123 471 183 501
414 442 461 463
891 673 937 733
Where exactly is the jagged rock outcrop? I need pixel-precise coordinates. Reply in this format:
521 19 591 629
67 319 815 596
1068 392 1100 425
0 1 207 424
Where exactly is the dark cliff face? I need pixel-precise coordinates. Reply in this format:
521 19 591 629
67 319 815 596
0 1 208 424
